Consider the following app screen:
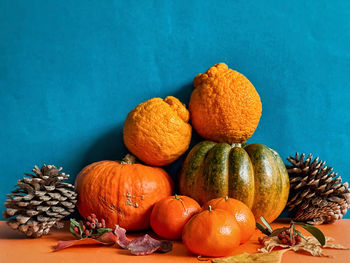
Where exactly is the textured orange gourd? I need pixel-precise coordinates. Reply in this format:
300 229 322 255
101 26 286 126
150 195 201 240
203 197 256 244
182 206 241 257
75 155 173 231
189 63 262 143
123 96 192 166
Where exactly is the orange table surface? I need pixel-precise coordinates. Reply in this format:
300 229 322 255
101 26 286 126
0 219 349 263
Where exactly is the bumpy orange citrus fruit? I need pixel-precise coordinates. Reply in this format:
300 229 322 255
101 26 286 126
123 96 192 166
189 63 262 143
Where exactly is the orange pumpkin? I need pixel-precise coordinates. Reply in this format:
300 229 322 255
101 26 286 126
75 154 173 231
150 195 201 240
203 197 256 244
182 206 241 257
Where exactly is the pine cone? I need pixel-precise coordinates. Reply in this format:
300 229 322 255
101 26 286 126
286 153 350 224
3 165 77 237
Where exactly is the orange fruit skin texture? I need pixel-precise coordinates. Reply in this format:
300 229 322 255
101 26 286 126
182 207 241 257
123 96 192 166
75 160 173 231
203 197 256 244
150 195 201 240
189 63 262 143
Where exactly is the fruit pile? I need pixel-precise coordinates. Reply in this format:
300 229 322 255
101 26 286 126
3 62 348 258
73 63 290 257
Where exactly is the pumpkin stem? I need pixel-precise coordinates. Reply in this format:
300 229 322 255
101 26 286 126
225 196 229 201
174 194 179 200
121 154 137 164
231 143 242 148
208 205 212 212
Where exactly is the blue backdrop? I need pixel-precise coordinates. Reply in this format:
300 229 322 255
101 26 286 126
1 0 350 219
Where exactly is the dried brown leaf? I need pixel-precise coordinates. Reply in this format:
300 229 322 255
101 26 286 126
258 236 348 257
323 237 349 249
211 250 287 263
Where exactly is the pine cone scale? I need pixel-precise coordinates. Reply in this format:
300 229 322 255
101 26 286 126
287 153 350 224
3 164 77 237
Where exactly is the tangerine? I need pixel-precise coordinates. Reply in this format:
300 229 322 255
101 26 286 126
182 206 241 257
150 195 201 239
203 197 256 243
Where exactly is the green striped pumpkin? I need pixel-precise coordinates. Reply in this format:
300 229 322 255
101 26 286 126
179 141 289 223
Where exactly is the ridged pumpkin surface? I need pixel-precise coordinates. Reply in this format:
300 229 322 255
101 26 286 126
123 96 192 166
179 141 289 223
75 157 173 230
189 63 262 143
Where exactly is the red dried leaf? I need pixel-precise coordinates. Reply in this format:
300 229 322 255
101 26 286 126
55 225 172 255
96 231 116 244
55 232 116 251
114 225 173 255
128 234 172 255
114 225 131 248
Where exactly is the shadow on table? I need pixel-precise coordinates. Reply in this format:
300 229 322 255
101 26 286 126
0 225 27 239
0 221 72 240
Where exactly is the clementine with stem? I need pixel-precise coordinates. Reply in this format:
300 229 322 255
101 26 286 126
203 196 256 243
182 205 241 257
150 195 201 239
